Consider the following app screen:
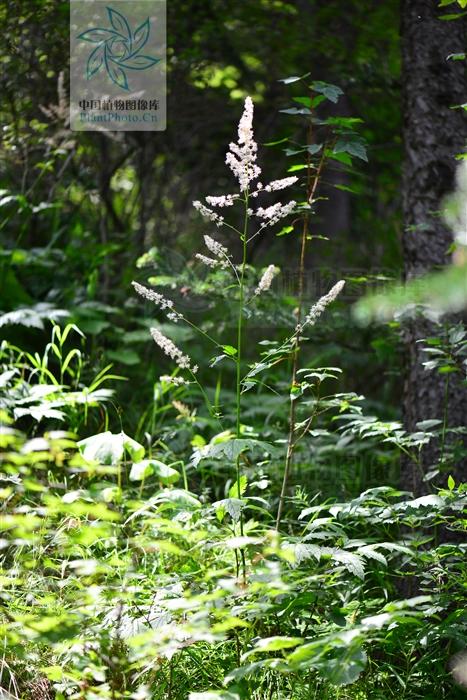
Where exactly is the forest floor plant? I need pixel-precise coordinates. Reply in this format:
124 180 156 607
1 91 467 700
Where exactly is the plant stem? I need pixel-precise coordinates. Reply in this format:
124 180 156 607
235 192 249 583
189 370 224 429
275 114 327 531
440 371 450 467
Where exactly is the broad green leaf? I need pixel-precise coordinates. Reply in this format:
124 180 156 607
158 488 201 509
213 497 244 521
78 431 145 464
334 136 368 162
252 636 303 652
130 459 180 484
311 81 343 103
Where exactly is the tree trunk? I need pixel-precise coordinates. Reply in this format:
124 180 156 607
400 0 467 494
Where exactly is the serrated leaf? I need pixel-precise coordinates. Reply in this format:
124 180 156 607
213 497 244 521
332 551 365 579
311 81 343 103
228 474 247 498
191 438 278 467
334 136 368 162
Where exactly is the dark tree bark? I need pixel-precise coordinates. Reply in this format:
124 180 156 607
400 0 467 494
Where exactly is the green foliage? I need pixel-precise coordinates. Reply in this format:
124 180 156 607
1 90 467 700
1 4 466 697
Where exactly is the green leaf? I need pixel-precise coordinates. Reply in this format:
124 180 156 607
278 73 310 84
448 475 456 490
326 150 353 166
439 11 467 18
191 438 279 467
293 96 312 107
222 344 238 357
159 488 201 509
252 636 303 652
311 81 343 103
276 225 294 237
287 630 367 685
334 136 368 162
213 497 244 521
280 107 312 115
225 659 288 683
78 431 145 465
130 459 180 484
228 474 248 498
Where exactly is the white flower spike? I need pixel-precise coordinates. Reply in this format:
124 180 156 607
299 280 346 331
150 328 197 373
225 96 261 192
255 265 279 296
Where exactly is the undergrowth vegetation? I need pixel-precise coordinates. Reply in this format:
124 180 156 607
1 86 467 700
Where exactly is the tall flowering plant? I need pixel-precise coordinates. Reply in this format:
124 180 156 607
133 96 346 563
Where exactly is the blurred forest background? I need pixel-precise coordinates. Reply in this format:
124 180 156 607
1 0 404 426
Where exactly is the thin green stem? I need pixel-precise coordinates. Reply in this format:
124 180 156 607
275 125 327 530
189 369 224 430
181 316 220 349
440 372 450 466
235 190 249 583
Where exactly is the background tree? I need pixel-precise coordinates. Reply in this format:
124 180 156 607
400 0 467 494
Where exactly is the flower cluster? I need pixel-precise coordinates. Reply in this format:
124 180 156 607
205 194 237 208
225 96 261 192
195 253 221 268
264 176 298 192
159 375 189 386
196 234 231 270
132 281 182 323
256 201 296 227
193 201 224 226
204 234 229 258
298 280 346 331
255 264 279 296
151 327 198 373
